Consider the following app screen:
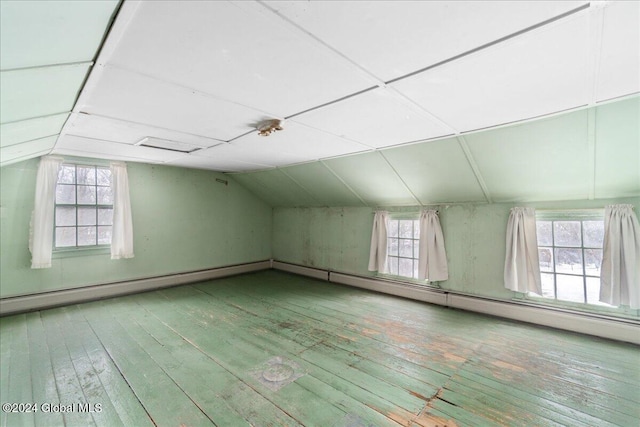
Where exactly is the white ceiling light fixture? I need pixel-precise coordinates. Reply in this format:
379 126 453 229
135 136 203 153
257 119 284 137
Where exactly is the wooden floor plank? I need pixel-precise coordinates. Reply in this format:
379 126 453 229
1 270 638 427
24 312 64 427
60 306 155 427
140 288 408 426
3 315 35 427
78 303 215 427
110 297 302 427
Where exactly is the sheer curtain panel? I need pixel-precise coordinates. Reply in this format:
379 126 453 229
418 210 448 281
29 156 63 268
504 207 542 294
600 205 640 308
368 211 389 273
110 162 134 259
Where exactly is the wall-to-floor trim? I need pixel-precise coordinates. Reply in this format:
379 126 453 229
329 272 448 306
274 261 639 345
3 259 638 344
0 260 271 316
272 261 329 281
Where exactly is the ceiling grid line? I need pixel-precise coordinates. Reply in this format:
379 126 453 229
385 2 591 85
277 168 323 207
587 108 597 200
318 160 369 207
376 151 423 207
455 136 492 204
0 60 94 73
586 5 606 106
255 0 387 85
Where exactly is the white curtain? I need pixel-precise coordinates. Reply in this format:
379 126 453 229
418 210 448 281
368 211 389 273
599 205 640 309
29 156 63 268
110 162 134 260
504 207 542 294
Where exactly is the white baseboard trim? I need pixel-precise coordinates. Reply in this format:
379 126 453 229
448 294 640 345
330 272 448 306
274 262 639 345
272 261 329 281
0 260 271 316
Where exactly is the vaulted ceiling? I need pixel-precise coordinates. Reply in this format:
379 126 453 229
1 1 638 206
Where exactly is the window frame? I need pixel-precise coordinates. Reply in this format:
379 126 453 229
384 214 421 281
53 162 114 252
533 209 606 306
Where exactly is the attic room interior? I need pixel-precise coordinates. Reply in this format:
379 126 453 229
1 0 639 425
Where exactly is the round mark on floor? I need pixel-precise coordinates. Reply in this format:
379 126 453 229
262 363 294 382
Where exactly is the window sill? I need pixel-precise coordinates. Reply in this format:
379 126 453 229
52 246 111 259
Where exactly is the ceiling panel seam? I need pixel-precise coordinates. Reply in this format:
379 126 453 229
249 172 297 207
586 6 605 106
385 2 591 85
376 151 422 206
587 108 597 200
255 0 386 85
276 168 322 206
0 133 60 148
319 160 368 207
455 135 492 204
0 149 53 167
0 111 70 126
71 111 228 145
0 60 94 73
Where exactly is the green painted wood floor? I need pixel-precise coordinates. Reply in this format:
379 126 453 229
1 270 639 427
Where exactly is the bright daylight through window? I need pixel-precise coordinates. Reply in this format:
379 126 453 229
534 214 609 306
387 218 420 279
54 164 113 249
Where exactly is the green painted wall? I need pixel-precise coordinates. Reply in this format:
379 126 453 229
272 197 640 316
0 158 272 298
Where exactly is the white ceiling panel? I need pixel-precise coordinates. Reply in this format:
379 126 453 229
594 96 640 199
382 138 487 204
465 109 590 202
78 66 264 141
64 113 224 148
391 11 590 133
104 0 376 117
0 0 118 70
292 87 452 149
323 152 418 206
165 155 269 173
596 1 640 102
0 135 57 167
269 1 587 82
54 134 188 164
230 122 370 164
0 63 90 124
1 113 68 148
192 141 305 169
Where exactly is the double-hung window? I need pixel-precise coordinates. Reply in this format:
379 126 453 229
386 217 420 279
54 163 113 249
534 210 608 305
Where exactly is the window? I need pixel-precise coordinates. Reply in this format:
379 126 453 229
534 212 608 305
387 218 420 279
54 163 113 249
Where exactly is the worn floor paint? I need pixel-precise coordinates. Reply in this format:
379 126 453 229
1 270 638 426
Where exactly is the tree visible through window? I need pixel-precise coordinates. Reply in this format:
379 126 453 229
54 164 113 248
387 218 420 279
535 217 609 305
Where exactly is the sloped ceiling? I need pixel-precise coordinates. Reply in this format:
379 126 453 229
0 0 120 166
0 1 638 206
